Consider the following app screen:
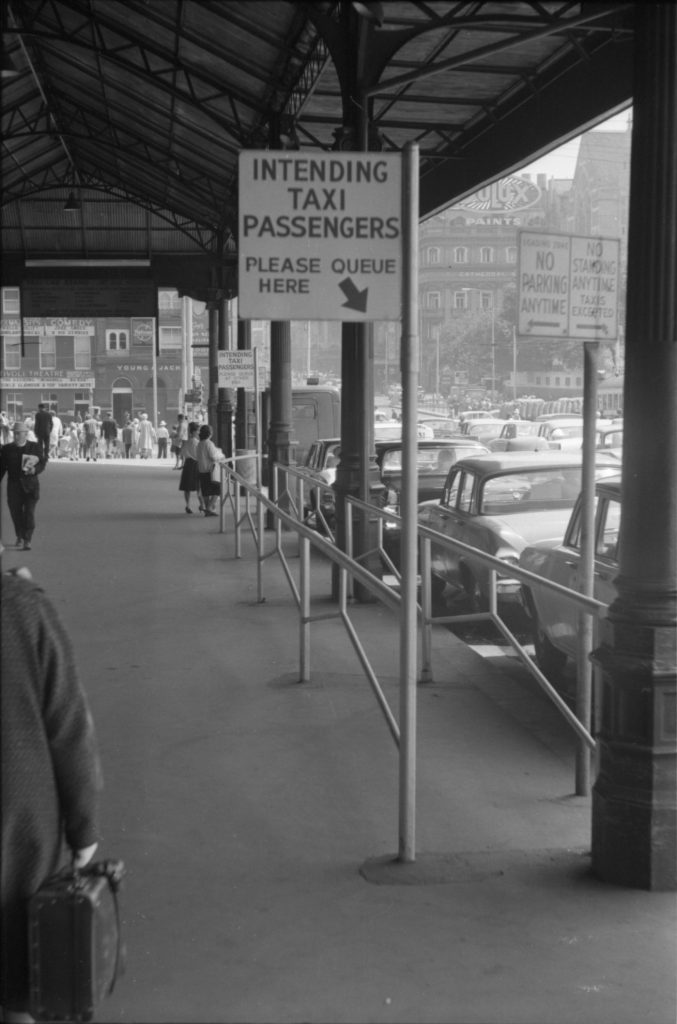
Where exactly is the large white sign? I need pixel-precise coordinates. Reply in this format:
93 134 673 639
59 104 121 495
518 231 620 340
238 151 402 321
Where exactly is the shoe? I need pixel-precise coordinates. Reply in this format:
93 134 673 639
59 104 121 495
16 537 23 547
204 510 217 517
23 541 31 550
185 507 193 514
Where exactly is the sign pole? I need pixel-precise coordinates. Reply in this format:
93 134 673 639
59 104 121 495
576 340 599 795
399 142 419 864
253 347 261 487
152 317 158 429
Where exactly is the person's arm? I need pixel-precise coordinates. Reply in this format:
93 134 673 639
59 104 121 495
38 591 103 854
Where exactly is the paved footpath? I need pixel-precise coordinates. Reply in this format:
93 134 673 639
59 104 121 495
2 460 676 1024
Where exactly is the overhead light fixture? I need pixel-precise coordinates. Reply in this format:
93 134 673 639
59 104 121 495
1 50 19 78
63 191 81 212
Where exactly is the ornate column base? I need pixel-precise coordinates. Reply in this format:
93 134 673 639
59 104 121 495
592 614 677 890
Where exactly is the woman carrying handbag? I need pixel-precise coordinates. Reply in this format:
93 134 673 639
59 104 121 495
195 425 226 517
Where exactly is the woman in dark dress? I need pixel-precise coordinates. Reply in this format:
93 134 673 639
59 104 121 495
178 421 202 513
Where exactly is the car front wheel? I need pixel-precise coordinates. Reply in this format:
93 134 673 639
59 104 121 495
533 614 568 680
461 566 488 613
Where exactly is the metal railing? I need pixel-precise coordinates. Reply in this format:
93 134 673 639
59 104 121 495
219 459 607 797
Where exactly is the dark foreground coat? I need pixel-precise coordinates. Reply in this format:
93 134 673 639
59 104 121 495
0 573 103 1011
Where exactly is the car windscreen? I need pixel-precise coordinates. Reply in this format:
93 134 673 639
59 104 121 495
479 468 584 514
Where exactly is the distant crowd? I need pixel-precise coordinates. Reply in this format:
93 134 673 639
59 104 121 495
0 408 206 462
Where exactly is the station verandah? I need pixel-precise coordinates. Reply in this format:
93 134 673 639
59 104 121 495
1 2 675 890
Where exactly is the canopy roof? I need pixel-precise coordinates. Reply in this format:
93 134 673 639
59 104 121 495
1 1 634 273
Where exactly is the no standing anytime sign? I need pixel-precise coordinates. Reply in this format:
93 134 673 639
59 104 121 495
238 151 402 321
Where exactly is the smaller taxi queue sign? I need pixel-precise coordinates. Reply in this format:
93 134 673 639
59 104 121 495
518 230 621 341
238 151 402 321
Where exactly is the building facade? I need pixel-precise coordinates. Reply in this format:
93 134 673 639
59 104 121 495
1 287 209 425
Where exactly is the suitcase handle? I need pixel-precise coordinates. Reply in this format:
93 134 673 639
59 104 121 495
67 859 126 995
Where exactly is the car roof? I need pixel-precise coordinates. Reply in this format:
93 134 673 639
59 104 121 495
449 450 620 474
596 474 622 494
375 437 488 452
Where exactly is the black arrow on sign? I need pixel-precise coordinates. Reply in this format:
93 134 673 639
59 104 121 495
339 277 368 312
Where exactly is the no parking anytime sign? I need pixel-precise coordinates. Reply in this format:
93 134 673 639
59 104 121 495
238 151 402 321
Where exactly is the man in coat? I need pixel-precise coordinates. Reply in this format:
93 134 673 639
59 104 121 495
0 565 102 1017
33 403 53 459
0 422 47 550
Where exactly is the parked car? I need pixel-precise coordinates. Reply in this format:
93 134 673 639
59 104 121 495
417 451 620 610
537 417 585 450
487 420 550 452
519 475 621 678
301 437 341 525
595 423 623 459
425 418 464 439
379 437 490 561
374 420 434 441
459 418 507 445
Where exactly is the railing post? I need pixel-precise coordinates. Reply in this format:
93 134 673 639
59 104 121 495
419 537 433 683
299 534 311 682
257 489 265 603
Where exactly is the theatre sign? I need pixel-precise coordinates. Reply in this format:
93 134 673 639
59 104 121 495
238 152 402 321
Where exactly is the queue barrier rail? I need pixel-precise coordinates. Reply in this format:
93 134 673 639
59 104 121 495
220 460 607 793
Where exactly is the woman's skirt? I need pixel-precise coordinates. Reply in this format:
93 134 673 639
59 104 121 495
178 458 199 492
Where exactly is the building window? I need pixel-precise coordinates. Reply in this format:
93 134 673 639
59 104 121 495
480 292 493 311
506 246 517 263
480 247 493 263
40 336 56 370
454 247 467 263
106 330 128 352
565 376 571 387
427 291 441 309
3 336 21 369
454 292 468 310
426 246 440 264
575 377 582 387
2 287 20 315
158 289 182 311
74 336 91 369
159 326 182 351
555 377 561 387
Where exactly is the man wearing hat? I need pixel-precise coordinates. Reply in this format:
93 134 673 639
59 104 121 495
0 422 47 550
156 419 169 459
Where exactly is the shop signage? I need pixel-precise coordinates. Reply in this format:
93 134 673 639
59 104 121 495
238 151 402 321
0 372 96 388
517 231 620 340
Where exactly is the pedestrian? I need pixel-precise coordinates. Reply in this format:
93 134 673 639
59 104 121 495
137 413 155 459
48 413 63 459
33 403 53 459
130 418 140 459
82 410 99 462
0 422 47 550
67 422 80 461
156 421 169 460
121 419 134 459
174 414 189 469
0 556 103 1022
101 412 118 458
0 412 11 447
196 424 226 517
178 421 202 513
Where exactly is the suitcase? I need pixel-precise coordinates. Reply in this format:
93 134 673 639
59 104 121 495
28 859 126 1023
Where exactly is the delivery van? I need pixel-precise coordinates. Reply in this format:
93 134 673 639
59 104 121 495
261 384 341 480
